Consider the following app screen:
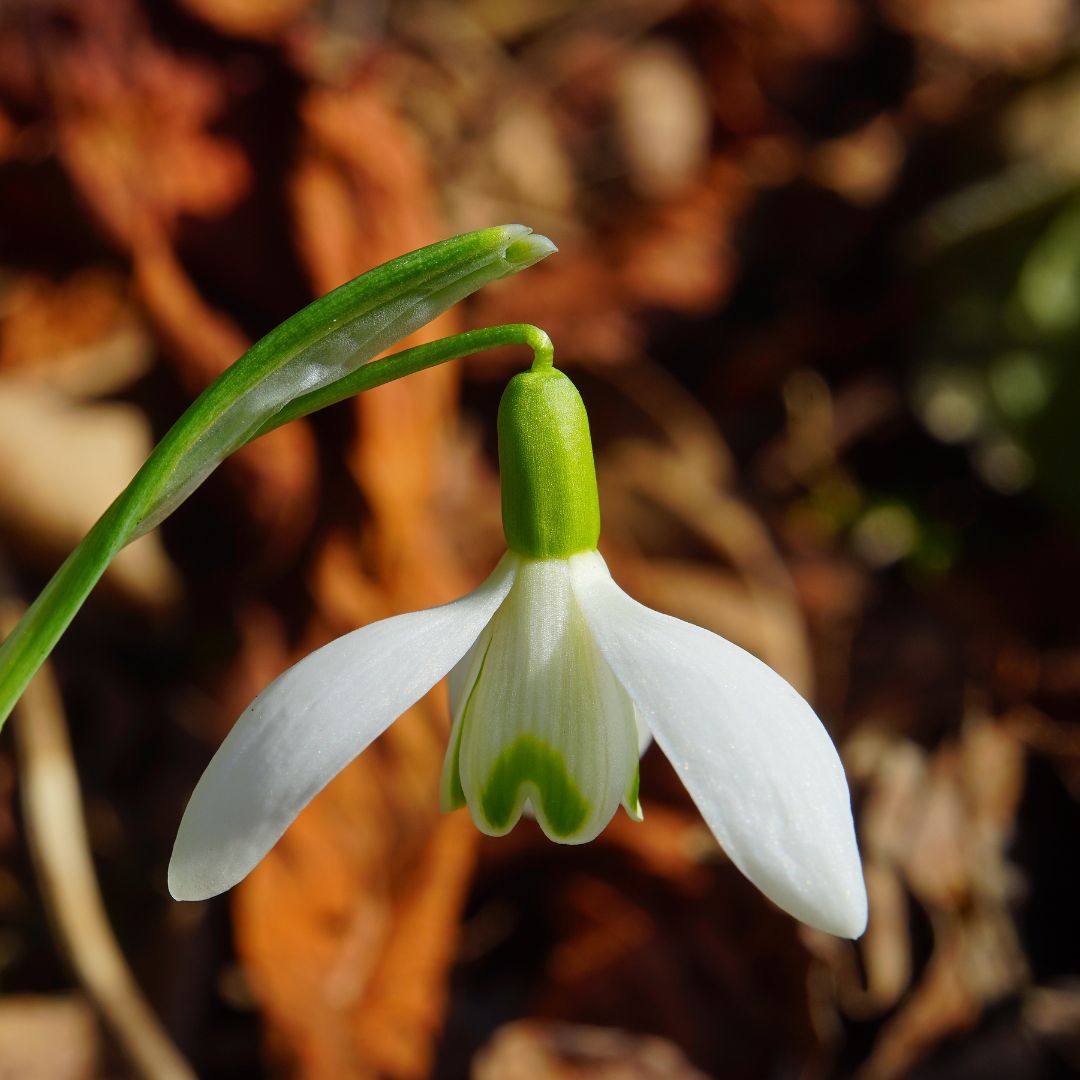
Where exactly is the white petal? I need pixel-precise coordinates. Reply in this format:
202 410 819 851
572 551 867 938
457 558 640 843
169 554 517 901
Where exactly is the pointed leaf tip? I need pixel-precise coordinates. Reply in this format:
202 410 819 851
504 233 558 267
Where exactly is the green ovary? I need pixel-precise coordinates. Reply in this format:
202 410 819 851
479 735 590 837
497 368 601 558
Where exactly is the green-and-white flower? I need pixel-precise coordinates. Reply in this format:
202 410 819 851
169 360 867 939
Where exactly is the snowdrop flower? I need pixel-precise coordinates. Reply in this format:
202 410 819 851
170 359 867 938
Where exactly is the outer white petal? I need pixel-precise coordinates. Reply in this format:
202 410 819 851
571 551 867 938
169 554 517 901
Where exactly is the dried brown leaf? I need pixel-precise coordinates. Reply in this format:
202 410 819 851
0 270 150 395
53 19 249 247
178 0 315 41
883 0 1074 71
134 239 319 554
474 1020 716 1080
0 995 100 1080
614 40 711 200
0 379 180 608
856 922 978 1080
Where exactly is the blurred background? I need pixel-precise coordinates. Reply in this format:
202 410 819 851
2 0 1079 1076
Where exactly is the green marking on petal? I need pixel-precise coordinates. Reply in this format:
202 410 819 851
480 735 590 838
624 763 643 823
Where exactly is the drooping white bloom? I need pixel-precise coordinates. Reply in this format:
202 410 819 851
170 362 868 940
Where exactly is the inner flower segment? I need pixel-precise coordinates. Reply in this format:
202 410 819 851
440 556 641 842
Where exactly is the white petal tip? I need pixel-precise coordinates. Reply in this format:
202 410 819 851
167 853 226 902
166 796 254 902
167 820 249 901
788 876 868 939
814 899 868 940
844 890 870 940
166 869 200 903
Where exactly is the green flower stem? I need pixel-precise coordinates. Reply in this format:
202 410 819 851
0 226 556 731
257 324 553 436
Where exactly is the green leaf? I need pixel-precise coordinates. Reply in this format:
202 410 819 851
0 226 556 730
